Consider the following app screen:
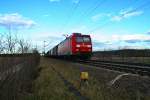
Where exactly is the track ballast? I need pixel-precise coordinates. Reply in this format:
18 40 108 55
74 60 150 76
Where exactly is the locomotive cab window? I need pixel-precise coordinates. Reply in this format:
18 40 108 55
76 37 83 42
76 37 91 42
83 37 90 42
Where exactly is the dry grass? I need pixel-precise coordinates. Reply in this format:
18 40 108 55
0 54 40 100
24 58 78 100
92 56 150 64
22 57 150 100
47 58 150 100
50 59 112 100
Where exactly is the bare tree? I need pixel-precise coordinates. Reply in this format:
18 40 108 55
5 33 18 54
0 33 5 53
17 39 31 54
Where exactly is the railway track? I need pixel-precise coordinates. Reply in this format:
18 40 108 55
74 60 150 76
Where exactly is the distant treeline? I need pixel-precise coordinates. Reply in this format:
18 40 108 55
93 49 150 57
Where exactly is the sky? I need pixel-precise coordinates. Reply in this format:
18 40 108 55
0 0 150 52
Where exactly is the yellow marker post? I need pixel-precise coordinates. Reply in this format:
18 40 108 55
80 72 89 80
80 71 89 88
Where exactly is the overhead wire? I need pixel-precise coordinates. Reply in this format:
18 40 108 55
62 0 107 34
87 0 150 33
74 0 107 25
78 0 139 33
82 0 106 18
62 0 82 33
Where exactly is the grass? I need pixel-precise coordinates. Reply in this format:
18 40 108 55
0 54 40 100
51 59 111 100
23 58 78 100
48 58 150 100
23 57 150 100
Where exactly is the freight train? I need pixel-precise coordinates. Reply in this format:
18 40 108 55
46 33 92 59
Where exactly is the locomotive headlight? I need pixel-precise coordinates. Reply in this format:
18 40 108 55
87 45 92 47
76 44 80 47
76 49 79 51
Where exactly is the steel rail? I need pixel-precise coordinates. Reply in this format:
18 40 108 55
75 60 150 76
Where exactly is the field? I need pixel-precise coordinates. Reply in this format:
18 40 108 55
92 49 150 64
1 55 150 100
91 56 150 64
24 57 78 100
27 57 150 100
0 54 40 100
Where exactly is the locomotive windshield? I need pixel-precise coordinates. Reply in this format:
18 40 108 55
76 36 90 42
76 37 83 42
83 37 90 42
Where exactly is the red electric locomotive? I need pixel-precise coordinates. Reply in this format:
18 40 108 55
47 33 92 59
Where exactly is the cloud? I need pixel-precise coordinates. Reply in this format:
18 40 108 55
38 36 63 50
92 40 115 50
0 13 36 29
91 13 111 22
30 32 64 52
147 31 150 34
143 40 150 43
49 0 61 2
93 41 107 47
49 0 79 4
91 30 150 42
124 39 142 43
91 31 150 50
111 8 143 21
111 16 122 21
72 0 80 4
91 8 143 22
30 30 150 52
120 34 150 41
123 11 143 18
37 35 63 42
43 14 50 17
70 25 88 33
92 41 106 50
